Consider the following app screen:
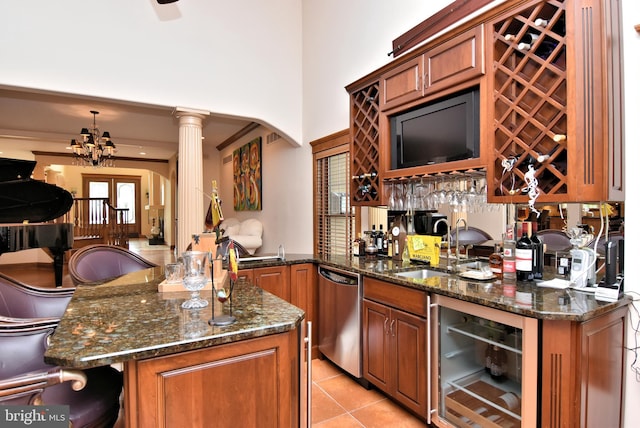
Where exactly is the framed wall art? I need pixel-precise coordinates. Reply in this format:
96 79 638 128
233 137 262 211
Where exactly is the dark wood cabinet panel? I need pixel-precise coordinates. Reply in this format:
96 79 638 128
540 305 626 427
363 299 392 389
363 277 428 419
127 329 300 428
380 56 424 111
290 263 318 358
393 309 427 416
241 265 290 302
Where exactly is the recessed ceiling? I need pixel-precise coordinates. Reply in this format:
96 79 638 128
0 86 254 161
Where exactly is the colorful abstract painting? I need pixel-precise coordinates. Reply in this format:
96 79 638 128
233 137 262 211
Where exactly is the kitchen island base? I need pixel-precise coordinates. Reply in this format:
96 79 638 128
123 327 301 428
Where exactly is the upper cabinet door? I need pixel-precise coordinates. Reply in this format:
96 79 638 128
380 26 485 112
425 25 485 93
380 56 425 111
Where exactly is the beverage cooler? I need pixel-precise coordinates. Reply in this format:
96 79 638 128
430 295 539 428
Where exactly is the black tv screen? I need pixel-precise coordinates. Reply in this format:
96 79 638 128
390 87 480 169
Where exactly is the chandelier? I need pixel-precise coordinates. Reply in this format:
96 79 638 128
69 110 116 167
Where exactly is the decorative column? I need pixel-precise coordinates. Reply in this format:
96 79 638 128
175 108 208 253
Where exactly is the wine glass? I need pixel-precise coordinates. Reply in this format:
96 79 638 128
180 251 210 309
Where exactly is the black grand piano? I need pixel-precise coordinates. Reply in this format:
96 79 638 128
0 158 74 287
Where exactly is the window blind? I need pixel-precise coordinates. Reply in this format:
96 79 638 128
315 151 353 257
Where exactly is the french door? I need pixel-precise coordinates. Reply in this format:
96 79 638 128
82 174 141 237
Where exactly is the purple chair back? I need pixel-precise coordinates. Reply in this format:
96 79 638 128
0 273 73 319
68 244 157 284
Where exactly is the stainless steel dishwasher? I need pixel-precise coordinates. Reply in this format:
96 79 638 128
318 265 363 379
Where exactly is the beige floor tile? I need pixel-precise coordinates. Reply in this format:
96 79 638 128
313 413 365 427
351 399 426 428
316 374 385 412
312 358 343 382
311 384 346 424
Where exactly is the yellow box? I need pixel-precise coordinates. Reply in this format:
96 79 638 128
406 234 442 263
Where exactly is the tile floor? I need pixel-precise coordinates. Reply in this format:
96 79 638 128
311 359 426 427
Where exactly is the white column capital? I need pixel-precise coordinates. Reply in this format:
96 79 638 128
174 107 209 124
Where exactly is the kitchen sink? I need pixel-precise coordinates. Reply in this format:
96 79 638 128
392 268 450 279
455 259 490 271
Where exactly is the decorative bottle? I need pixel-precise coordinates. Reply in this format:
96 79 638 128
516 223 534 281
353 233 362 256
489 243 503 279
502 226 517 280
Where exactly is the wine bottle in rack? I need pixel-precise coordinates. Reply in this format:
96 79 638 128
534 18 548 27
518 33 539 51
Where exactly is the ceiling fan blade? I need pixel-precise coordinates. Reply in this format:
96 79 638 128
157 0 178 4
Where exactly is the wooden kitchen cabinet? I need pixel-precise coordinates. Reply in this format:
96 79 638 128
380 25 484 112
240 265 290 302
362 277 428 419
540 304 626 427
349 81 381 206
290 263 319 358
486 0 624 203
126 328 300 428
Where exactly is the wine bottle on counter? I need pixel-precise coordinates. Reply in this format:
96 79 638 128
516 223 534 281
371 225 377 253
503 226 517 280
489 243 503 279
353 233 361 256
377 224 384 253
531 222 544 280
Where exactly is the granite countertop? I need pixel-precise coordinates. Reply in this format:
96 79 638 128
315 255 629 322
234 252 629 321
44 266 305 369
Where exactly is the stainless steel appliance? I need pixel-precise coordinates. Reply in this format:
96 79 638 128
318 265 362 378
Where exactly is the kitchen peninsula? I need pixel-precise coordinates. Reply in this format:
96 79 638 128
45 254 629 427
44 266 305 428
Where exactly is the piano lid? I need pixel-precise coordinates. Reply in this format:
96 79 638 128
0 157 37 182
0 158 73 223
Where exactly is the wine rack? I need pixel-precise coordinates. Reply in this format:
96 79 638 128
350 83 381 205
489 0 568 201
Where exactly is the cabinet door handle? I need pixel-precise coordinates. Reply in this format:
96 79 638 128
384 317 389 335
390 319 396 337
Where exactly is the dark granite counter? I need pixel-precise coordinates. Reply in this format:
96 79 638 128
44 266 305 369
236 252 628 322
316 255 629 322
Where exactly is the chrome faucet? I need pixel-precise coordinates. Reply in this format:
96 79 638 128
454 218 468 265
434 218 452 269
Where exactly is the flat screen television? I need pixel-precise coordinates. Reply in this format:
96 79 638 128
390 87 480 170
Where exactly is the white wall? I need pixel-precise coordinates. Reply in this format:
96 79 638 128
0 0 303 145
302 0 453 142
216 129 313 254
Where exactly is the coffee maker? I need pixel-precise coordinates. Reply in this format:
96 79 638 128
412 211 448 236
